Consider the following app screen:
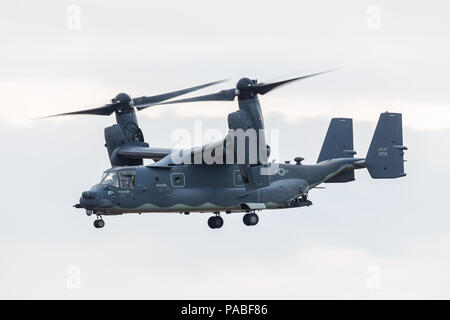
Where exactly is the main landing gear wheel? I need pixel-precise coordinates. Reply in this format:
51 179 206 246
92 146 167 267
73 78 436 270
208 216 224 229
243 213 259 226
94 218 105 229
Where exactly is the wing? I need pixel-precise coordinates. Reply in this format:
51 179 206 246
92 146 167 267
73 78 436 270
116 146 174 162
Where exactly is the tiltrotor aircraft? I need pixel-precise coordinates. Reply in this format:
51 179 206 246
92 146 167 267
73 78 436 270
47 72 407 229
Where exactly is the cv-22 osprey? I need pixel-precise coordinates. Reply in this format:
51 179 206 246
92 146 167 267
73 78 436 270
47 72 407 229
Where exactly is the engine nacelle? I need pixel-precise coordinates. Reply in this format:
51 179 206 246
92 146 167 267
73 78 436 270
104 124 148 166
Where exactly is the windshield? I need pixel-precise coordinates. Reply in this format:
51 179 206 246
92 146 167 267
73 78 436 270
100 171 119 188
100 169 136 189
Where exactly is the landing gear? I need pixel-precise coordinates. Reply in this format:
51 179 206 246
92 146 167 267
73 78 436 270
207 214 224 229
288 194 313 208
243 212 259 226
93 216 105 229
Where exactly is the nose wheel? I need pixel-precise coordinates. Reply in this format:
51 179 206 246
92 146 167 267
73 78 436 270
93 217 105 229
243 212 259 226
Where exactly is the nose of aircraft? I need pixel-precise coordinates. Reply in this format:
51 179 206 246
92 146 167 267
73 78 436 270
79 192 92 209
82 191 97 199
77 186 114 210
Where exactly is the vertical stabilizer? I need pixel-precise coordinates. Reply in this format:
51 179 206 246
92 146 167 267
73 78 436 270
366 112 407 179
318 118 356 183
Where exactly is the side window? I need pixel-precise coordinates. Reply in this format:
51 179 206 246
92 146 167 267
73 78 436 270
119 169 136 189
233 170 244 186
171 173 185 187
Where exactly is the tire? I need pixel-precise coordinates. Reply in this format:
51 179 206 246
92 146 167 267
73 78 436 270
249 213 259 225
97 220 105 228
208 217 216 229
243 213 259 226
214 216 224 229
243 214 251 226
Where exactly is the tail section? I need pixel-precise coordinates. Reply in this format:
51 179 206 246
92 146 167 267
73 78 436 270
366 112 407 179
318 118 357 182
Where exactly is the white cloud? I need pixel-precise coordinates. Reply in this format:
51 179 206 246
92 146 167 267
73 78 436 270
3 77 446 131
0 80 115 126
262 97 450 131
1 0 450 300
139 96 450 131
3 238 450 299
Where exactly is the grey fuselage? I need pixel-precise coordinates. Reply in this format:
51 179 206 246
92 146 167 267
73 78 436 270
79 158 363 215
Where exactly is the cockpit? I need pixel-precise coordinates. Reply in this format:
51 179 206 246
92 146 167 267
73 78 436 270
100 168 136 189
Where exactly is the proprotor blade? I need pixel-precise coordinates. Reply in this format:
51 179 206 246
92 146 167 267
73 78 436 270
145 88 237 107
252 70 335 95
41 79 227 118
148 70 335 107
41 103 117 118
134 79 228 111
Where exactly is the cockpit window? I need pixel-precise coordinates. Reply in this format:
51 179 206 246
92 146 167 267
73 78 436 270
100 172 119 188
100 168 136 189
118 169 135 189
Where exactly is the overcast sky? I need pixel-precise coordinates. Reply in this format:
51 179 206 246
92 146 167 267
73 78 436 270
1 0 449 299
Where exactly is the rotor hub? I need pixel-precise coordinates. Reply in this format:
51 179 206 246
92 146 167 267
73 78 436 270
112 93 132 104
236 77 255 89
236 78 257 100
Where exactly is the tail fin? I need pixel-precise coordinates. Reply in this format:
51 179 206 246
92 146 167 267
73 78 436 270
318 118 356 182
317 118 356 162
366 112 407 179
